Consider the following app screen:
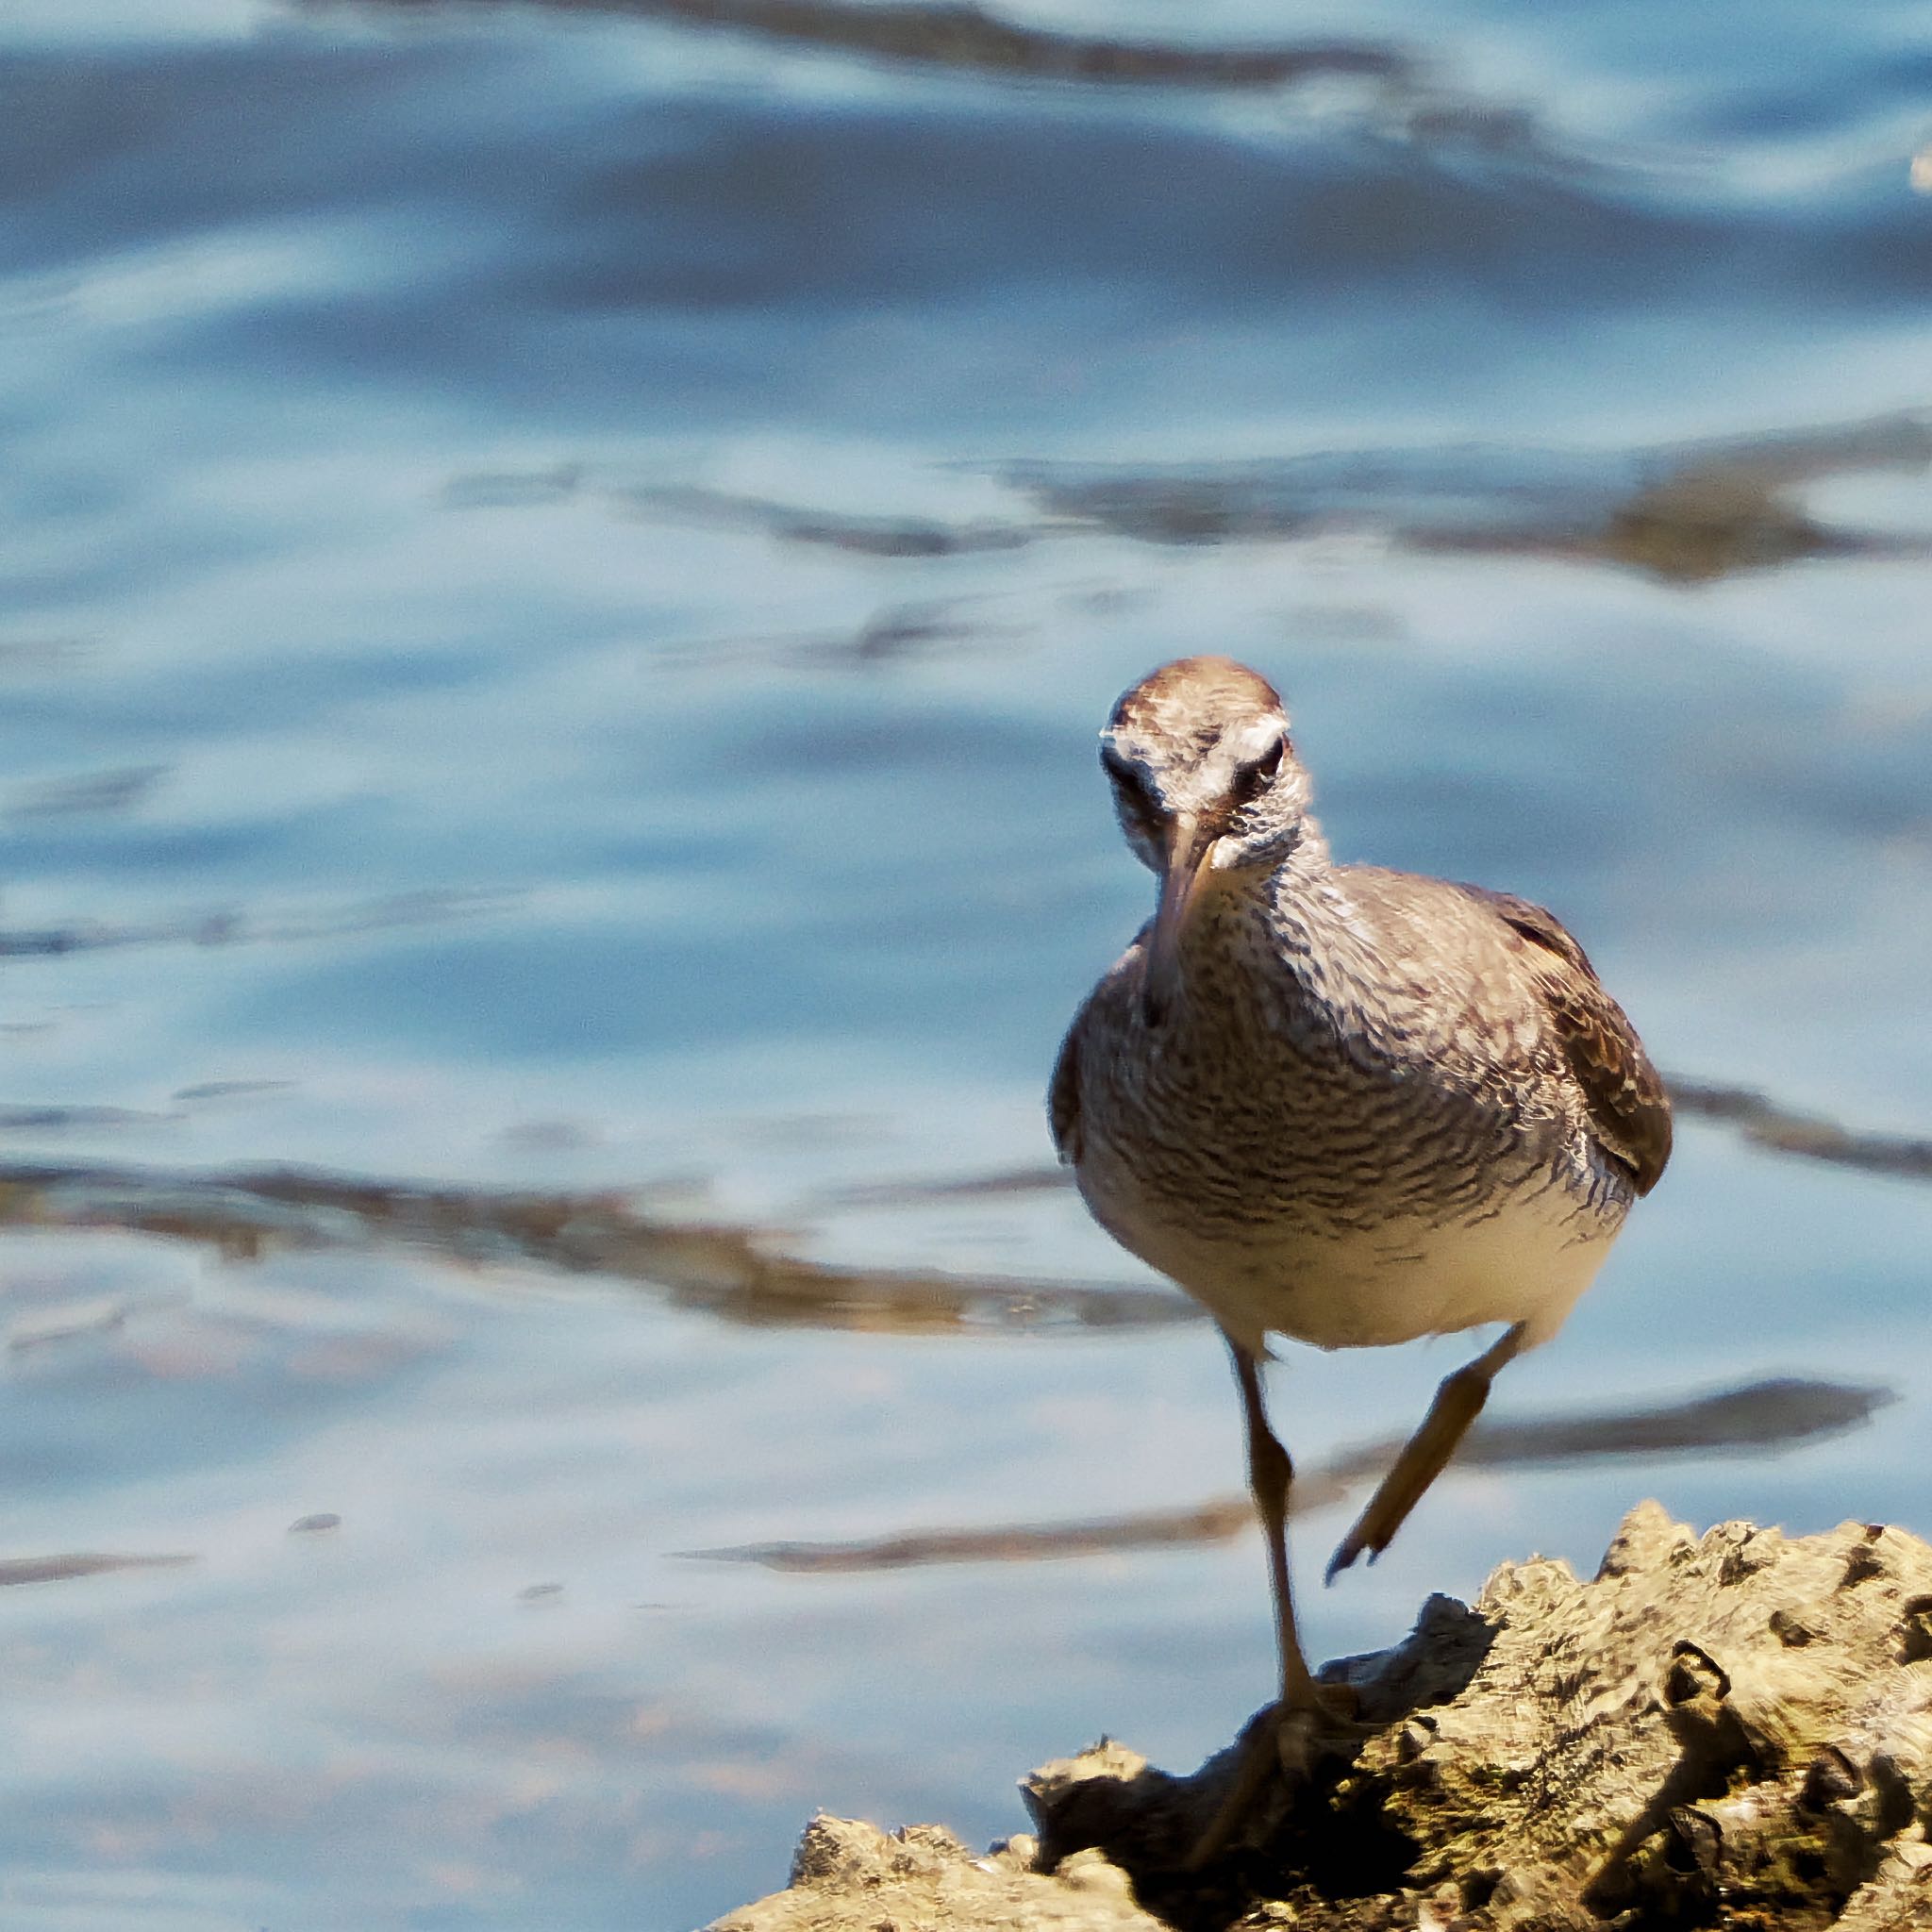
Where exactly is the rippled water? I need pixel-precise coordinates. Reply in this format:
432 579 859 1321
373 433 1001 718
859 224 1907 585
3 2 1930 1924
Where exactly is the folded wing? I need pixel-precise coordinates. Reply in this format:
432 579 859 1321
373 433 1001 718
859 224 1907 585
1459 885 1673 1196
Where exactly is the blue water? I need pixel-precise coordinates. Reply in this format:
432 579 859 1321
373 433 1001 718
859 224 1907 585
2 2 1930 1925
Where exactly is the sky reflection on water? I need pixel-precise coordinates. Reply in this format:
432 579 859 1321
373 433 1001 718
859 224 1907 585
2 0 1930 1925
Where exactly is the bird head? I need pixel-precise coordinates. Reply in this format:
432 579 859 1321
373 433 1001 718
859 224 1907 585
1099 655 1313 1025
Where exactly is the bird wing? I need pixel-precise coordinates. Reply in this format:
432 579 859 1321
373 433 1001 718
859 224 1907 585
1459 885 1674 1196
1047 1011 1085 1165
1049 935 1149 1167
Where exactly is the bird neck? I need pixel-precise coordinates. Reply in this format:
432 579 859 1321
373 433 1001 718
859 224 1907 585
1273 814 1333 887
1247 816 1335 919
1186 817 1336 974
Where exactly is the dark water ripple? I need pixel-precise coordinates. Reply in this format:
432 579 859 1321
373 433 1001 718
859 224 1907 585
692 1376 1897 1574
605 408 1932 581
322 0 1420 91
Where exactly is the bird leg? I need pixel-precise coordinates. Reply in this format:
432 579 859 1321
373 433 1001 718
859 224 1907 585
1189 1334 1355 1868
1229 1337 1324 1716
1325 1321 1528 1583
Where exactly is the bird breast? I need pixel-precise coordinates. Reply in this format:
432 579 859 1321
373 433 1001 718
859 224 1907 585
1066 896 1632 1354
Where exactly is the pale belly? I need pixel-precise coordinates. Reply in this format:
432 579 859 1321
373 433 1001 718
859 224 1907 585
1076 1162 1620 1357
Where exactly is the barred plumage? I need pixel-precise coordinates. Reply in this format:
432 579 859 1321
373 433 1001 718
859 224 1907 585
1048 655 1670 1856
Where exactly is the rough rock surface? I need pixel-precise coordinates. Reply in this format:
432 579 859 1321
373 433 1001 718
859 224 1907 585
704 1814 1166 1931
711 1505 1932 1931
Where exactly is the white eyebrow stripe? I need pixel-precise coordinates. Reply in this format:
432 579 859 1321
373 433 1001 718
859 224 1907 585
1228 715 1288 761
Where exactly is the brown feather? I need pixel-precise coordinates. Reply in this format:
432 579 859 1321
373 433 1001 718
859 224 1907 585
1458 885 1674 1195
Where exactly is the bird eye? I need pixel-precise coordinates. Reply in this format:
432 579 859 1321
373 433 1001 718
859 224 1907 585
1101 744 1142 793
1229 734 1286 809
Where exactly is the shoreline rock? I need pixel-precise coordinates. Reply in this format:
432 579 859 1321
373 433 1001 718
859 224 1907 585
709 1503 1932 1930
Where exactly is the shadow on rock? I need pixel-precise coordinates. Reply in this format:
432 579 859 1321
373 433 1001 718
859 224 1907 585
1025 1594 1496 1931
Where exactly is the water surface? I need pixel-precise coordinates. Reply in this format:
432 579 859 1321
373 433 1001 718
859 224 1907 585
2 1 1930 1925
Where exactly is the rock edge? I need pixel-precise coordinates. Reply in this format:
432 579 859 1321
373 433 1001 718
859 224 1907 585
710 1503 1932 1931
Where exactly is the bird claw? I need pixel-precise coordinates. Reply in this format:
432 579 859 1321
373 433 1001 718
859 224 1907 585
1324 1330 1526 1585
1272 1702 1337 1780
1324 1524 1384 1584
1284 1686 1371 1760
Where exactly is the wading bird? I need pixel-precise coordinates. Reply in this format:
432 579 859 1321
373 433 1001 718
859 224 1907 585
1050 656 1670 1855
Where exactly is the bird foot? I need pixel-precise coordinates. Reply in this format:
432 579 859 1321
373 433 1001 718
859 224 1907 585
1184 1690 1369 1870
1326 1331 1524 1584
1325 1511 1389 1582
1325 1441 1445 1578
1276 1683 1370 1775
